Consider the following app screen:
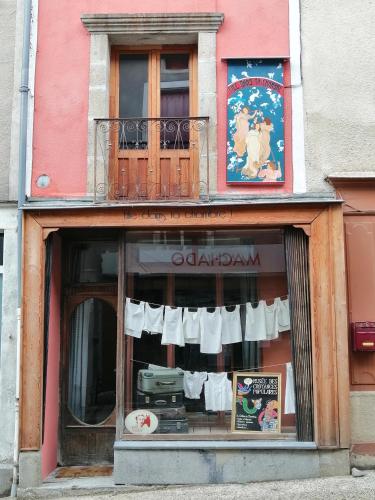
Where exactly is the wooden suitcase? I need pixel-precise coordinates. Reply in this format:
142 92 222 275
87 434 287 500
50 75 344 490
145 406 186 420
136 390 184 408
137 368 184 394
157 417 189 434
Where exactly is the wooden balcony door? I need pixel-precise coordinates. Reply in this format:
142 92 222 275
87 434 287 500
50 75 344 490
110 47 198 200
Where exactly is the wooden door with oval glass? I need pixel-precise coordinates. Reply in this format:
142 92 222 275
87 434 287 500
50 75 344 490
60 293 117 465
109 47 199 200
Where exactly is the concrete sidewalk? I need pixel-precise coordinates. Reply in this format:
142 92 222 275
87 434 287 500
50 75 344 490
10 470 375 500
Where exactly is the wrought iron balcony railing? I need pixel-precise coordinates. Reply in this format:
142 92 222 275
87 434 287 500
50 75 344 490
93 117 210 202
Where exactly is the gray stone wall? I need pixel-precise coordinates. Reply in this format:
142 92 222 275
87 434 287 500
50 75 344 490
301 0 375 192
0 0 17 201
350 392 375 444
0 207 18 496
114 445 349 484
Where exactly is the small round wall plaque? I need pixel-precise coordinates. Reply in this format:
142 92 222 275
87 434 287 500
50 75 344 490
125 410 158 434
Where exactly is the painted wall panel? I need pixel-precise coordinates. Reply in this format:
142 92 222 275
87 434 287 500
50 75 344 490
31 0 290 198
226 60 285 185
346 218 375 387
41 235 62 478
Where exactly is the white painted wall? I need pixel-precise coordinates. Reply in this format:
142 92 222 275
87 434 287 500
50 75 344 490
0 0 18 201
301 0 375 192
0 207 18 496
289 0 306 194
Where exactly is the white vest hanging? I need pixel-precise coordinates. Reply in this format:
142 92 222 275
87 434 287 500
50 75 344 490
285 361 296 414
182 308 201 344
204 372 232 411
277 297 291 332
183 371 207 399
264 300 279 340
221 305 242 344
245 301 267 341
143 303 164 335
200 307 222 354
161 306 184 347
125 298 145 338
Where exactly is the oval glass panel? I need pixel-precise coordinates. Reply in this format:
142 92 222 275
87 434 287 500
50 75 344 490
68 298 117 425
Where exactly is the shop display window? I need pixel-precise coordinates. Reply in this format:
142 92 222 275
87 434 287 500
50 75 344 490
123 229 297 437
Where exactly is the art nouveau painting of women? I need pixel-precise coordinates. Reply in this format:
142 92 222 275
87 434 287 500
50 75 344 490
227 60 285 184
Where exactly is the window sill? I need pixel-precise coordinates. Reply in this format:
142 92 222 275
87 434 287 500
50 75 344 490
115 438 316 450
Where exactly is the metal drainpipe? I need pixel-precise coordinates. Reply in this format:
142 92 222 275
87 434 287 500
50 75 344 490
11 0 32 496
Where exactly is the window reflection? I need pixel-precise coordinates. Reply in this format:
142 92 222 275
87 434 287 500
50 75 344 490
68 298 117 425
69 241 118 283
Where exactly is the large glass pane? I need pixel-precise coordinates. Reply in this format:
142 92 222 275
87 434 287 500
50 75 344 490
160 54 190 149
119 54 148 149
124 230 296 437
68 298 117 425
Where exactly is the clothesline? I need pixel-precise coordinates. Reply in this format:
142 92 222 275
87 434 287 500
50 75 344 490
131 358 289 374
125 294 289 310
125 293 291 346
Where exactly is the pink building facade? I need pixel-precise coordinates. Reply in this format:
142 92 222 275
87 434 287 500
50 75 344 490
19 0 353 488
31 0 292 198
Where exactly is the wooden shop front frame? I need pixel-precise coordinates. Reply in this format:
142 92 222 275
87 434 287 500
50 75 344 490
19 202 350 454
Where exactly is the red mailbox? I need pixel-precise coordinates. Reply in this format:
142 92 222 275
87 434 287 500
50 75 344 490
352 322 375 352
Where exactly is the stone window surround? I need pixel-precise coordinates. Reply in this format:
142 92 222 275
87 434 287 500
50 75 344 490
81 13 224 196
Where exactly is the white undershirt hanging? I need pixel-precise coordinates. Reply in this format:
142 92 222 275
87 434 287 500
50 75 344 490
285 362 296 414
143 302 164 335
221 305 242 344
161 306 185 347
245 300 267 341
200 307 222 354
183 371 207 399
182 308 201 344
204 372 232 411
125 298 145 338
277 297 291 332
265 300 279 340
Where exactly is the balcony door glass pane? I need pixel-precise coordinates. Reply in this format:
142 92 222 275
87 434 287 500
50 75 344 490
160 54 190 149
119 54 148 149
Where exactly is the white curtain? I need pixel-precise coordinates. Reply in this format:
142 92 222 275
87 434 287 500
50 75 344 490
68 299 94 421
